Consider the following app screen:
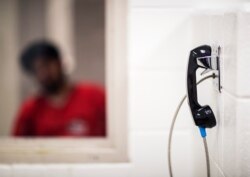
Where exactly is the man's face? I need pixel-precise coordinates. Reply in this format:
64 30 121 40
32 57 65 94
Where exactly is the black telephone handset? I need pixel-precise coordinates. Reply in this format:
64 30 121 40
187 45 218 128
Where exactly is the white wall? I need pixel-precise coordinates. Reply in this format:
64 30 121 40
191 3 250 177
0 0 250 177
212 7 250 177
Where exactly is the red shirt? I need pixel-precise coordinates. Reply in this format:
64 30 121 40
13 83 106 137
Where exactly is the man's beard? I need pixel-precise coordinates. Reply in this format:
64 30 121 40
42 75 66 95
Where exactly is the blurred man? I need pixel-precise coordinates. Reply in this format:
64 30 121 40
13 41 106 137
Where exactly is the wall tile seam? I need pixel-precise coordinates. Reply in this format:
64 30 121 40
130 2 246 10
130 6 192 10
221 88 250 100
128 67 187 72
130 127 194 132
130 129 193 135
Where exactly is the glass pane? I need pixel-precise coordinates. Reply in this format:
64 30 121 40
0 0 106 137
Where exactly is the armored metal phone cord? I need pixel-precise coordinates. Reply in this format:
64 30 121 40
168 74 216 177
203 136 210 177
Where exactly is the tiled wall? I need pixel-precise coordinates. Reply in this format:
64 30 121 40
0 0 249 177
191 3 250 177
220 9 250 177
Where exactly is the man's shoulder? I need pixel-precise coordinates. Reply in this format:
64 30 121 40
75 82 105 95
20 95 44 112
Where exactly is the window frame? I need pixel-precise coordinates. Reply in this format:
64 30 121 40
0 0 128 163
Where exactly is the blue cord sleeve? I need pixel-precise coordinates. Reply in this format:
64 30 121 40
199 127 207 138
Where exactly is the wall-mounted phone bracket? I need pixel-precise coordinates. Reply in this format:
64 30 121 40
187 45 220 128
211 45 221 92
